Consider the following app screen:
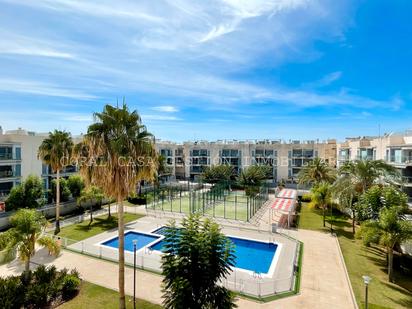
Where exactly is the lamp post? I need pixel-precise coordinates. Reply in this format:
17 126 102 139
362 275 371 309
133 239 138 309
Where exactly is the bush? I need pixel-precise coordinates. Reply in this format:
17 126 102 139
61 274 81 299
0 276 25 309
0 231 14 251
301 193 312 202
127 194 146 205
67 175 85 199
0 265 81 308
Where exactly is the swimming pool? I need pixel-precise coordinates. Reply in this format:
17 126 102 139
101 231 161 252
100 227 279 275
150 232 278 274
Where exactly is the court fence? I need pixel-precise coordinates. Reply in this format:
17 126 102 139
144 181 269 222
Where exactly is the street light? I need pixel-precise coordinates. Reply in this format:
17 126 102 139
133 239 138 309
362 275 371 309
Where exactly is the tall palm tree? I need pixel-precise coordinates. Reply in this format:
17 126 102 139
339 160 400 194
357 207 412 282
38 130 73 234
78 103 157 309
311 182 332 227
298 157 336 186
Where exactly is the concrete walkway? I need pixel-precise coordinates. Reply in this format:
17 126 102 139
0 227 355 309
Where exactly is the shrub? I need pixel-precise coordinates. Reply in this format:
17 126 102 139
127 194 146 205
61 274 81 299
0 276 25 309
301 193 312 202
0 231 14 251
0 265 81 308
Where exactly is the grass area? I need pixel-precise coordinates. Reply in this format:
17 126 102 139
59 281 161 309
297 203 412 309
57 213 144 241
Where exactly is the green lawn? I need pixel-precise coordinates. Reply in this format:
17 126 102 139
59 281 161 309
57 213 144 241
297 203 412 309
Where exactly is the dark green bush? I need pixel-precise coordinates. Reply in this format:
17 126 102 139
0 265 81 308
61 274 81 299
0 276 25 309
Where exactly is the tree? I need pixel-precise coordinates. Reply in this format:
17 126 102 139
50 178 71 203
311 182 332 227
357 207 412 282
78 103 157 309
202 165 235 185
339 160 400 194
67 175 85 199
237 165 270 196
7 209 60 276
5 175 45 211
77 186 104 225
332 174 359 234
357 185 408 221
162 215 236 309
38 130 73 234
298 157 336 186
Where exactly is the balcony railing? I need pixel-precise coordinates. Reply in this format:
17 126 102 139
356 155 374 161
0 154 17 160
338 155 350 161
0 170 14 178
386 155 412 164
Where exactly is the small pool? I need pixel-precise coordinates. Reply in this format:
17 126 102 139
150 227 278 274
101 231 161 252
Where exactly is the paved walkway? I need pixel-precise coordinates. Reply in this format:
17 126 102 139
0 227 355 308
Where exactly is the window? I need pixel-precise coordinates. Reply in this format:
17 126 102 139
15 164 21 177
15 147 21 160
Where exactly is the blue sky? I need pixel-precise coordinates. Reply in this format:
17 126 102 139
0 0 411 142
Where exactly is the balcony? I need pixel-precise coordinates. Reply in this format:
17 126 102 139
356 155 374 161
386 155 412 165
0 154 13 160
0 170 14 178
338 155 350 161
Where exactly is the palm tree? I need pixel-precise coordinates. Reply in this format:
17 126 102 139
311 182 332 227
78 103 157 309
38 130 73 234
357 207 412 282
7 209 60 276
339 160 400 194
332 174 359 234
78 185 104 226
298 158 336 186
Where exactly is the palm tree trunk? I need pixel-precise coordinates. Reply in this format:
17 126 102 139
55 170 60 235
108 201 111 218
25 259 30 273
117 196 126 309
322 205 326 227
89 202 93 226
388 247 394 282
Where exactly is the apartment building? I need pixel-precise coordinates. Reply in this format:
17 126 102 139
156 139 337 182
337 130 412 196
0 127 80 199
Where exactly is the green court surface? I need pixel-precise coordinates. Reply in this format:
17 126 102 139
147 190 265 222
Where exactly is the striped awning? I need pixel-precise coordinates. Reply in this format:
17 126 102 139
277 189 297 199
271 198 295 213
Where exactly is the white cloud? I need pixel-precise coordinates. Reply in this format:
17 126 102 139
0 79 97 100
142 114 181 121
152 105 179 112
304 71 342 88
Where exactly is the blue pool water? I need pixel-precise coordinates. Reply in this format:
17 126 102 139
102 231 160 252
102 227 278 274
150 227 277 274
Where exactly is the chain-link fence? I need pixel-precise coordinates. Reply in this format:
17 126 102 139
145 181 269 222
